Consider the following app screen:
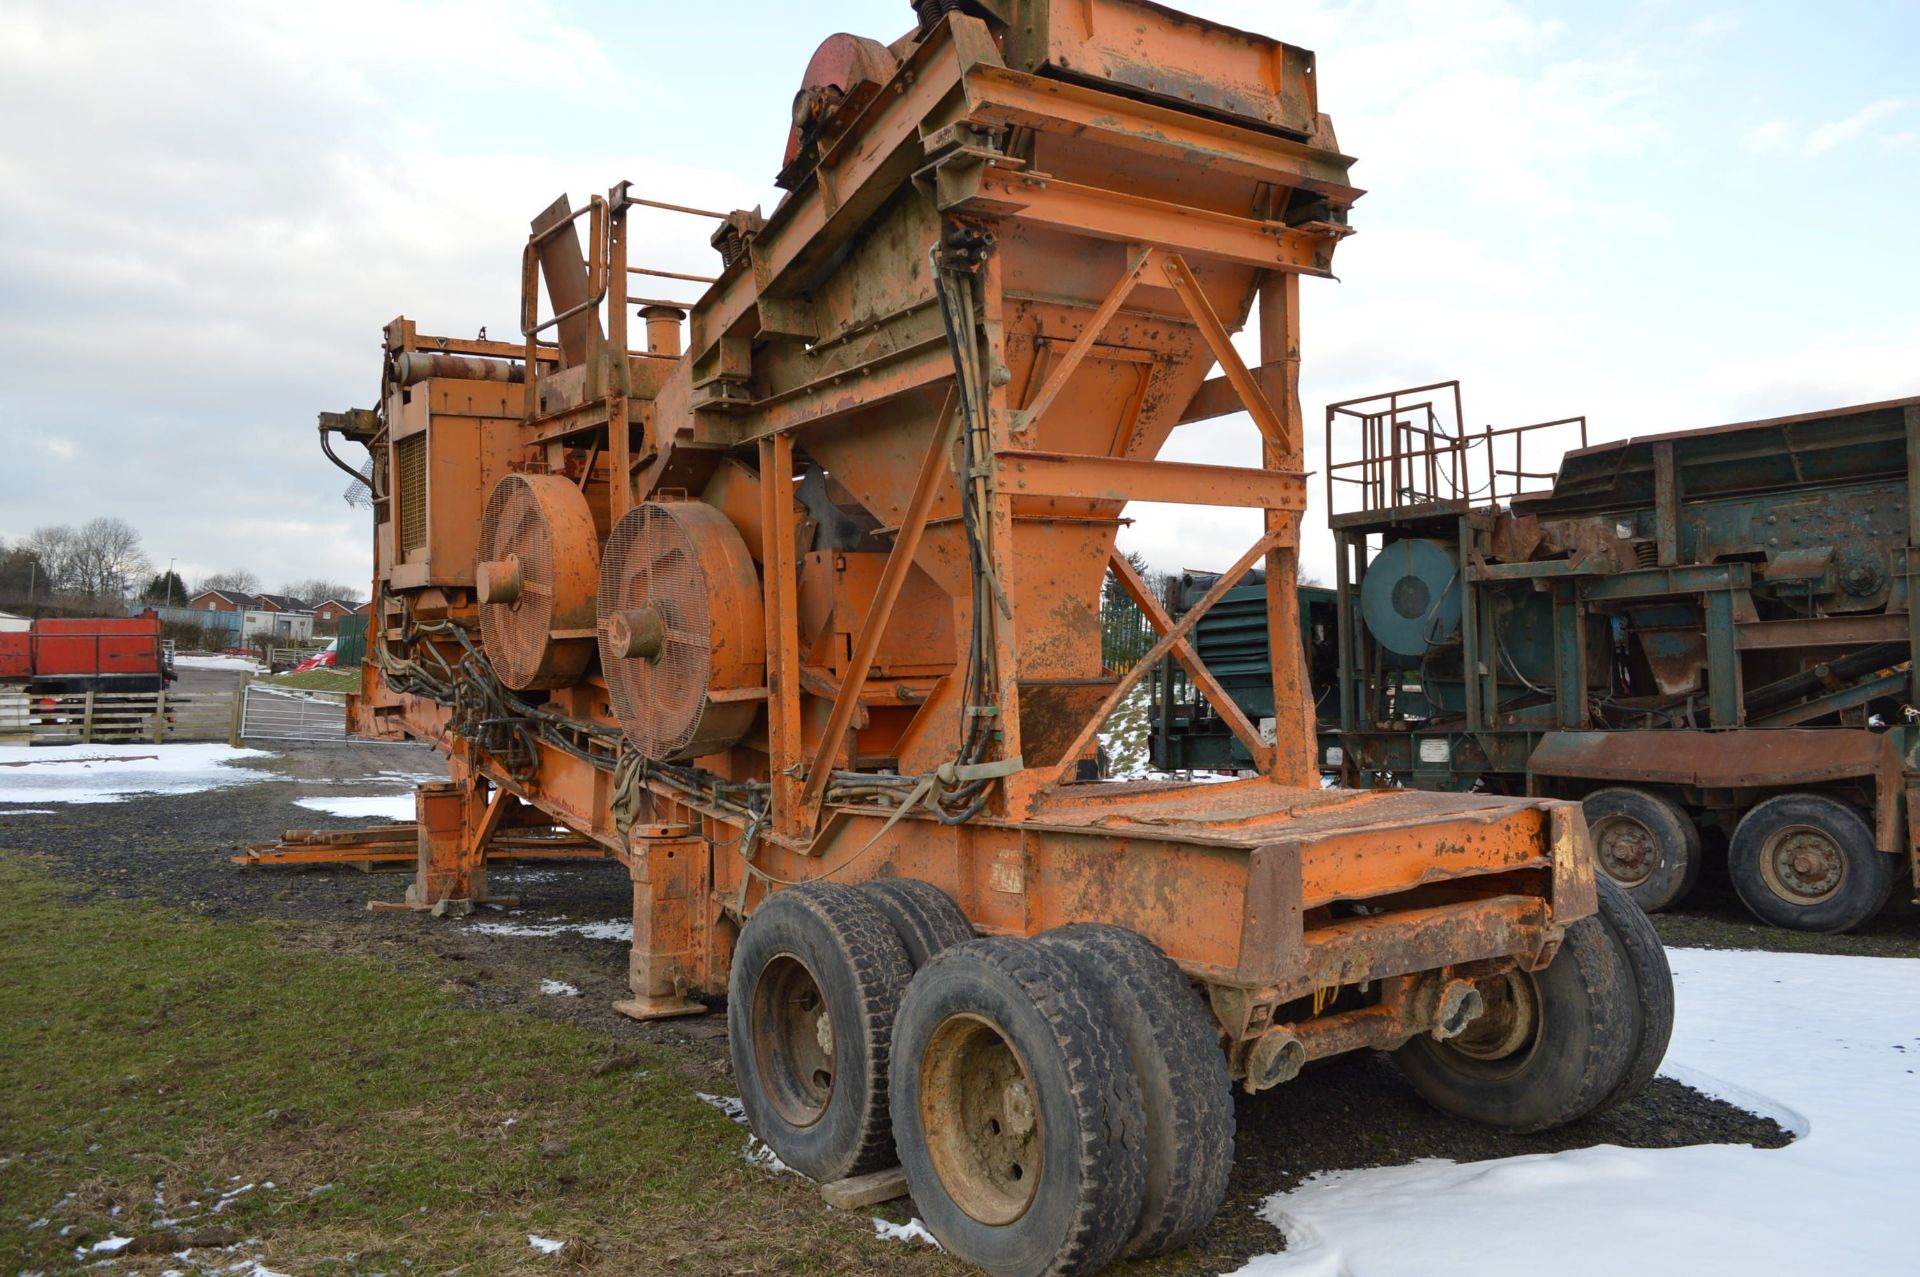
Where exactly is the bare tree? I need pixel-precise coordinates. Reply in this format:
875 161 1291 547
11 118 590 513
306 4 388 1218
68 517 149 604
24 524 79 594
282 578 363 606
200 569 262 595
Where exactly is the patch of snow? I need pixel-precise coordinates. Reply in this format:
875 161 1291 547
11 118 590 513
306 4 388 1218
873 1217 942 1249
1234 946 1920 1276
211 1182 255 1212
539 979 580 997
0 807 54 816
294 794 416 821
528 1235 565 1255
0 743 273 805
696 1092 748 1124
742 1137 790 1172
80 1236 132 1255
469 916 632 943
695 1093 789 1171
174 654 265 672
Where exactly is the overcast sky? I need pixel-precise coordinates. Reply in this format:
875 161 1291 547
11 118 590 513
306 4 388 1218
2 0 1914 592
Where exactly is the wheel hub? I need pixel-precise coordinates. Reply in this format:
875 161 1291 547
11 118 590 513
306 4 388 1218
1449 970 1539 1063
750 954 836 1128
1762 825 1845 903
1592 815 1658 886
918 1013 1044 1226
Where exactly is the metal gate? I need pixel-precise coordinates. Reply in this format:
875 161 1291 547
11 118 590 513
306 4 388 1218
239 683 349 744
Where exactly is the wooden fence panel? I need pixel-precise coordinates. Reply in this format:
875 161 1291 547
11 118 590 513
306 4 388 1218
0 690 239 745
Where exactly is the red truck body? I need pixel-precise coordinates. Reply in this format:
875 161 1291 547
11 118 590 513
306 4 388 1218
0 614 172 692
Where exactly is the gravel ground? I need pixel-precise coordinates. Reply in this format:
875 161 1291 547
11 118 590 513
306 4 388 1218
0 744 1807 1273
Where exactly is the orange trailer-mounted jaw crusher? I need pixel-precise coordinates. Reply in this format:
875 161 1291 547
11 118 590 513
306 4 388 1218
326 3 1668 1272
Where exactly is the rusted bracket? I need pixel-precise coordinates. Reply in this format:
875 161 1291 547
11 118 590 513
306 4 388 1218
1035 528 1287 796
1012 245 1155 434
759 433 805 840
1158 253 1289 449
798 394 960 821
1107 548 1274 773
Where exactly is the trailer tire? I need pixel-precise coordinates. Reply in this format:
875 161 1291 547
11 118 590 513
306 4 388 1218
891 936 1146 1277
727 883 912 1182
1728 794 1894 933
1593 876 1674 1106
1582 787 1700 912
859 878 974 970
1036 924 1232 1258
1391 910 1635 1132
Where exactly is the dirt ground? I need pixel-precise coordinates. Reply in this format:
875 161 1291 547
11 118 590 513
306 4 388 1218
0 742 1830 1274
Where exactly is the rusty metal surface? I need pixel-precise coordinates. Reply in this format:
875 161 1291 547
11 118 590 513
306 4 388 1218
341 2 1584 1069
1527 728 1888 787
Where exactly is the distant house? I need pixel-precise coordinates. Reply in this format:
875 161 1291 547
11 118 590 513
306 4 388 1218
310 598 360 624
252 593 307 614
187 589 256 613
356 600 374 615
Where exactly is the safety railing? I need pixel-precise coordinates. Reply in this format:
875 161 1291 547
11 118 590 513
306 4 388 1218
1324 380 1586 518
517 184 733 422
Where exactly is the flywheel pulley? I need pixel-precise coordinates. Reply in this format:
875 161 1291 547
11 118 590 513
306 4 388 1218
476 473 601 690
598 500 765 761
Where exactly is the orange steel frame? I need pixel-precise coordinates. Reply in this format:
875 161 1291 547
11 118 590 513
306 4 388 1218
342 2 1597 1073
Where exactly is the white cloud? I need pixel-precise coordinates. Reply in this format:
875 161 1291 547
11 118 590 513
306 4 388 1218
1807 98 1905 155
1749 98 1906 157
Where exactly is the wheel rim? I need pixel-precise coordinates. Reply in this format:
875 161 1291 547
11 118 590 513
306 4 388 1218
1443 969 1541 1074
1591 814 1660 887
750 954 836 1128
1758 822 1846 904
918 1013 1044 1226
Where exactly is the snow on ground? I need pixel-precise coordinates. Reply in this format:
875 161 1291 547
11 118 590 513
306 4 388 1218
293 794 416 821
873 1217 942 1248
0 743 273 805
468 914 632 942
0 808 54 816
173 654 265 672
696 1092 793 1171
1236 946 1920 1277
538 979 580 997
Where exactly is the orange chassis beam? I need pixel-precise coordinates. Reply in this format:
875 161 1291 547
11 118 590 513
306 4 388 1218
359 683 1593 1069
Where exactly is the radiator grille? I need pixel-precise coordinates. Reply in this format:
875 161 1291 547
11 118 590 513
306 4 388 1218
395 433 428 555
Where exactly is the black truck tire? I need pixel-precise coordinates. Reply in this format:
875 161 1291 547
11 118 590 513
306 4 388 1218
1728 793 1895 933
1392 908 1636 1132
1582 787 1701 913
726 883 912 1181
1592 875 1675 1106
890 936 1146 1277
858 878 975 970
1035 924 1233 1259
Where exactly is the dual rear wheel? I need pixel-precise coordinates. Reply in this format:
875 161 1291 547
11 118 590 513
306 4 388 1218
729 882 1231 1276
1583 786 1898 932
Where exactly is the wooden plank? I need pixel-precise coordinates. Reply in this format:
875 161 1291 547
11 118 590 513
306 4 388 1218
820 1166 909 1210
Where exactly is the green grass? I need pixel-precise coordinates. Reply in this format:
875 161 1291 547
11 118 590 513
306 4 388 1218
263 668 360 693
0 854 956 1275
